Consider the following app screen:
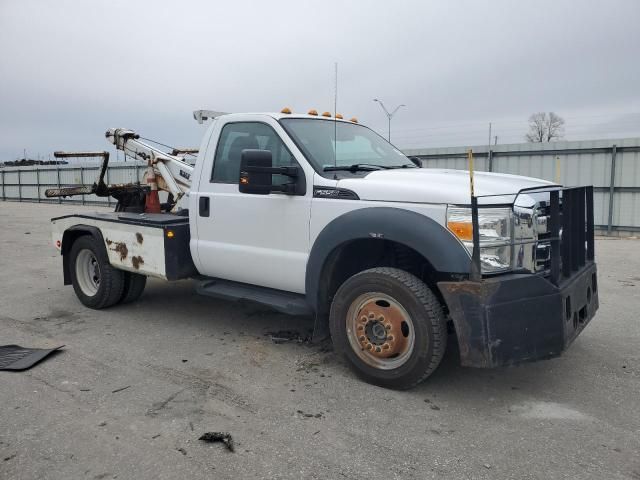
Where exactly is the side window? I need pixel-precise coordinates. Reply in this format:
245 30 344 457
211 122 298 185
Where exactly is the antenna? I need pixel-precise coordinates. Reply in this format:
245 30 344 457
333 62 338 167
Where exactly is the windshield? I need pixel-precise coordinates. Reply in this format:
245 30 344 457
280 118 412 173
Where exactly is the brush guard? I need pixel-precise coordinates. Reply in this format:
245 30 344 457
438 186 599 368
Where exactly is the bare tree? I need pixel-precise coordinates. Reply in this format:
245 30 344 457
525 112 565 142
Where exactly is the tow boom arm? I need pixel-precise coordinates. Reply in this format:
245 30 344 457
45 128 195 212
105 128 194 201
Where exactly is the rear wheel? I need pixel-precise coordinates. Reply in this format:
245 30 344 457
69 235 125 309
120 272 147 304
329 267 446 390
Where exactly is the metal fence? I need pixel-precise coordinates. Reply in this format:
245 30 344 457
0 161 146 207
405 137 640 235
2 137 640 235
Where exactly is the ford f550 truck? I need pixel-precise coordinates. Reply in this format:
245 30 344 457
49 109 598 389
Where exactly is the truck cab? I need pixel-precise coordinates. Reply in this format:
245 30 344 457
51 110 599 389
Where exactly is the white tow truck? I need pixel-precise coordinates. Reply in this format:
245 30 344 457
50 109 599 389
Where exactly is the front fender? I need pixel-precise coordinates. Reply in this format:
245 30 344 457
305 207 471 312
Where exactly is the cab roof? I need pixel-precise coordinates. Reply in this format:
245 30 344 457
193 109 359 124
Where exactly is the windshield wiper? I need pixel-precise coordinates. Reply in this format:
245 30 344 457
323 163 387 172
386 163 418 169
323 163 419 172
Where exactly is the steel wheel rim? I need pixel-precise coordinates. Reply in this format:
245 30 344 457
75 249 100 296
345 292 416 370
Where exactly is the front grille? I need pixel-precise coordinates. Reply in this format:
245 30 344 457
534 202 552 272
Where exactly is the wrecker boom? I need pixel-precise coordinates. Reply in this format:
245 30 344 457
105 128 194 201
45 128 195 212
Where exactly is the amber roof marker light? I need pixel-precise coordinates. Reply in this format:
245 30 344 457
321 111 332 117
373 98 406 142
308 109 318 116
281 107 292 114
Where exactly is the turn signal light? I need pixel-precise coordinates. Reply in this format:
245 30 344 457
447 221 473 241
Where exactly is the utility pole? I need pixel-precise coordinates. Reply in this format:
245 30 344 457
373 99 406 142
487 123 493 173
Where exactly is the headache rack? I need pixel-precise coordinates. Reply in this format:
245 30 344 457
470 185 595 286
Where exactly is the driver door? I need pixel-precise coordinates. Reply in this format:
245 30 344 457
194 119 311 293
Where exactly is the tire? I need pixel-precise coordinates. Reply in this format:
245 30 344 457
120 272 147 304
69 235 125 309
329 267 446 390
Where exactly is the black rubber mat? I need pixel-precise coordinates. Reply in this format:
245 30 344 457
0 345 64 371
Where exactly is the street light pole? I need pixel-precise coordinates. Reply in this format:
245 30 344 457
373 99 406 142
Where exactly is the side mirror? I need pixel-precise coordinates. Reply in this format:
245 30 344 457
409 156 422 167
239 149 273 195
239 149 301 195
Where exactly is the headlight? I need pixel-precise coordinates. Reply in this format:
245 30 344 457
447 206 512 273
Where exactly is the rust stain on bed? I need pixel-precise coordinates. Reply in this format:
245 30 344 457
131 255 144 269
113 242 128 261
135 233 144 244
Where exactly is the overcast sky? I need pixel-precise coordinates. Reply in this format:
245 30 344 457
1 0 639 160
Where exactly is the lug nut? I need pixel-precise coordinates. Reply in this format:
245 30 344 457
375 347 381 353
366 343 373 350
368 313 375 319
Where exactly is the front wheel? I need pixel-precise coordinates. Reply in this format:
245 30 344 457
329 267 446 390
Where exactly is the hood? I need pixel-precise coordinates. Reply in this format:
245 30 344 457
337 168 556 205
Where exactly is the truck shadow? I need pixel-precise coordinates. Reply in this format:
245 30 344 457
121 278 580 397
118 277 317 339
419 331 581 398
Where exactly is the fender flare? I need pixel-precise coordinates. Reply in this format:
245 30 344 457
305 207 471 312
61 225 106 285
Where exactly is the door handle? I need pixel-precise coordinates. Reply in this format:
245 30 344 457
199 196 210 217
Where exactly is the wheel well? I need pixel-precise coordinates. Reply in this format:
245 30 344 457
315 239 446 322
61 228 102 285
61 230 90 256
